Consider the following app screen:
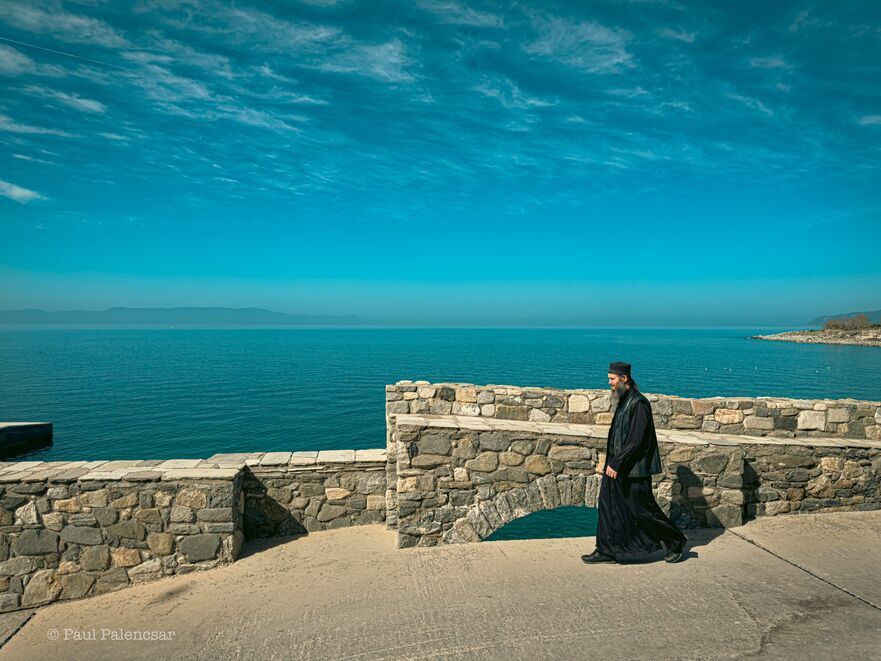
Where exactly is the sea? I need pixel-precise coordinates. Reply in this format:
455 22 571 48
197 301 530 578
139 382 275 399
3 327 880 541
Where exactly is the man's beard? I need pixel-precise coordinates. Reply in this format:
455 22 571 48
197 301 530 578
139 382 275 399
610 382 627 400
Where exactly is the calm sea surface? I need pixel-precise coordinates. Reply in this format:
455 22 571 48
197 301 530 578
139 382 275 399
3 327 879 540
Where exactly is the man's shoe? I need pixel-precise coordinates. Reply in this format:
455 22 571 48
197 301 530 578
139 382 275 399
581 550 616 564
664 539 687 563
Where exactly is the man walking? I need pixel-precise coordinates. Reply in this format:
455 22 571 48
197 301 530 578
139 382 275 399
582 361 688 564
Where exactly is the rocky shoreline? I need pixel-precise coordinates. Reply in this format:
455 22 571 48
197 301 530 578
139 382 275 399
753 328 881 347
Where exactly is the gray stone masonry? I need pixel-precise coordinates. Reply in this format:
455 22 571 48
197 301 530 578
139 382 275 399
384 380 881 531
389 413 881 547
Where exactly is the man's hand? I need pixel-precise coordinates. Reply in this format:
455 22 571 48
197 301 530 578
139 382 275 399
604 466 618 479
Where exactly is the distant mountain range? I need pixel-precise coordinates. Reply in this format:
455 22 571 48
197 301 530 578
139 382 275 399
0 307 373 326
809 309 881 325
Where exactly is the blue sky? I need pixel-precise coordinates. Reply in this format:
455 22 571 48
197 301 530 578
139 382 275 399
1 0 879 326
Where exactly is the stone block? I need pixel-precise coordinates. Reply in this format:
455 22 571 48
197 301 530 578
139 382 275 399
411 453 448 469
133 537 163 561
316 503 347 522
80 545 111 571
568 395 591 413
54 497 81 513
106 521 146 541
79 489 107 507
670 415 702 429
325 487 352 501
499 451 524 466
110 493 138 509
798 410 826 431
94 568 129 594
419 433 452 456
61 526 104 546
528 409 551 423
496 405 528 421
12 529 59 555
22 569 61 607
547 446 591 462
61 573 95 600
714 409 744 425
465 452 498 472
525 455 551 476
111 547 142 568
452 402 480 416
743 416 775 431
176 489 208 509
179 534 221 562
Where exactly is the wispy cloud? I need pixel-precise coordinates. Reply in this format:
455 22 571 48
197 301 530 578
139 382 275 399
0 113 76 136
658 28 696 43
473 76 556 109
0 178 45 203
0 1 129 48
316 38 417 82
525 15 633 74
22 84 106 113
725 92 773 117
0 43 35 75
416 1 504 28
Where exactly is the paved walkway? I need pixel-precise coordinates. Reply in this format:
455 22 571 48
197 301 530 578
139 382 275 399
2 511 881 660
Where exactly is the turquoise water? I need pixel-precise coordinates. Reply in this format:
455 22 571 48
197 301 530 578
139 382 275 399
3 327 880 463
4 326 879 541
484 506 599 541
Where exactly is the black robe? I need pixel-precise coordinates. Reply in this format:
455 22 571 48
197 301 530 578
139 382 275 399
595 388 686 562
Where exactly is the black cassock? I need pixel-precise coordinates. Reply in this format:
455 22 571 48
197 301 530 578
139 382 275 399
595 388 686 562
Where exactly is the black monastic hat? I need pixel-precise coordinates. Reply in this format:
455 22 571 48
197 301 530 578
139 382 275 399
608 361 631 376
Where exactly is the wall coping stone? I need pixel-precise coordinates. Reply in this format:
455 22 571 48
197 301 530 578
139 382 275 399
392 380 881 407
394 413 881 450
0 448 389 483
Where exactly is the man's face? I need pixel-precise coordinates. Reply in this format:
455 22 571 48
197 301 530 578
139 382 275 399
608 373 627 396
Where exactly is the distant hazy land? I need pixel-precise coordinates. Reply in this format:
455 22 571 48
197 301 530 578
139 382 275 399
0 307 372 326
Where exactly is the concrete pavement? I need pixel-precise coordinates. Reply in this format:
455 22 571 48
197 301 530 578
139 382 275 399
2 511 880 660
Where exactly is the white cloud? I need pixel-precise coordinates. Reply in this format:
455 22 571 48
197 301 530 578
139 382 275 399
725 92 773 117
0 179 45 203
0 43 35 75
23 85 106 113
858 115 881 126
658 28 695 43
473 76 556 109
317 38 416 83
0 1 129 48
416 1 504 28
607 86 648 97
525 15 633 74
0 113 76 136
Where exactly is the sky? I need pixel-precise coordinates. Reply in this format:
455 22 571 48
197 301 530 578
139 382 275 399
1 0 880 326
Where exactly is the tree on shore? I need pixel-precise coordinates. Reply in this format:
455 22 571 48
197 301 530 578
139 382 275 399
824 313 873 330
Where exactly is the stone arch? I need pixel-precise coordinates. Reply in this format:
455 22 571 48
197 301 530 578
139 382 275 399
443 474 602 544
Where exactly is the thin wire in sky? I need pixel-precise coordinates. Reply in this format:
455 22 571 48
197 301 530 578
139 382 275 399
0 34 137 72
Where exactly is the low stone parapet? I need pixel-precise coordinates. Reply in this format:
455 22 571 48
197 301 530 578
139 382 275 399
0 460 243 613
389 414 881 547
238 450 387 537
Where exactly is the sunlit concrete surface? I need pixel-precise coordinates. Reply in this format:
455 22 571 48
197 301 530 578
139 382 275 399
3 511 881 660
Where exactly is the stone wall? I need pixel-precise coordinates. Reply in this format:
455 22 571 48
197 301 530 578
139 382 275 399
388 414 881 548
0 461 243 613
385 380 881 532
241 450 387 537
0 450 388 613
